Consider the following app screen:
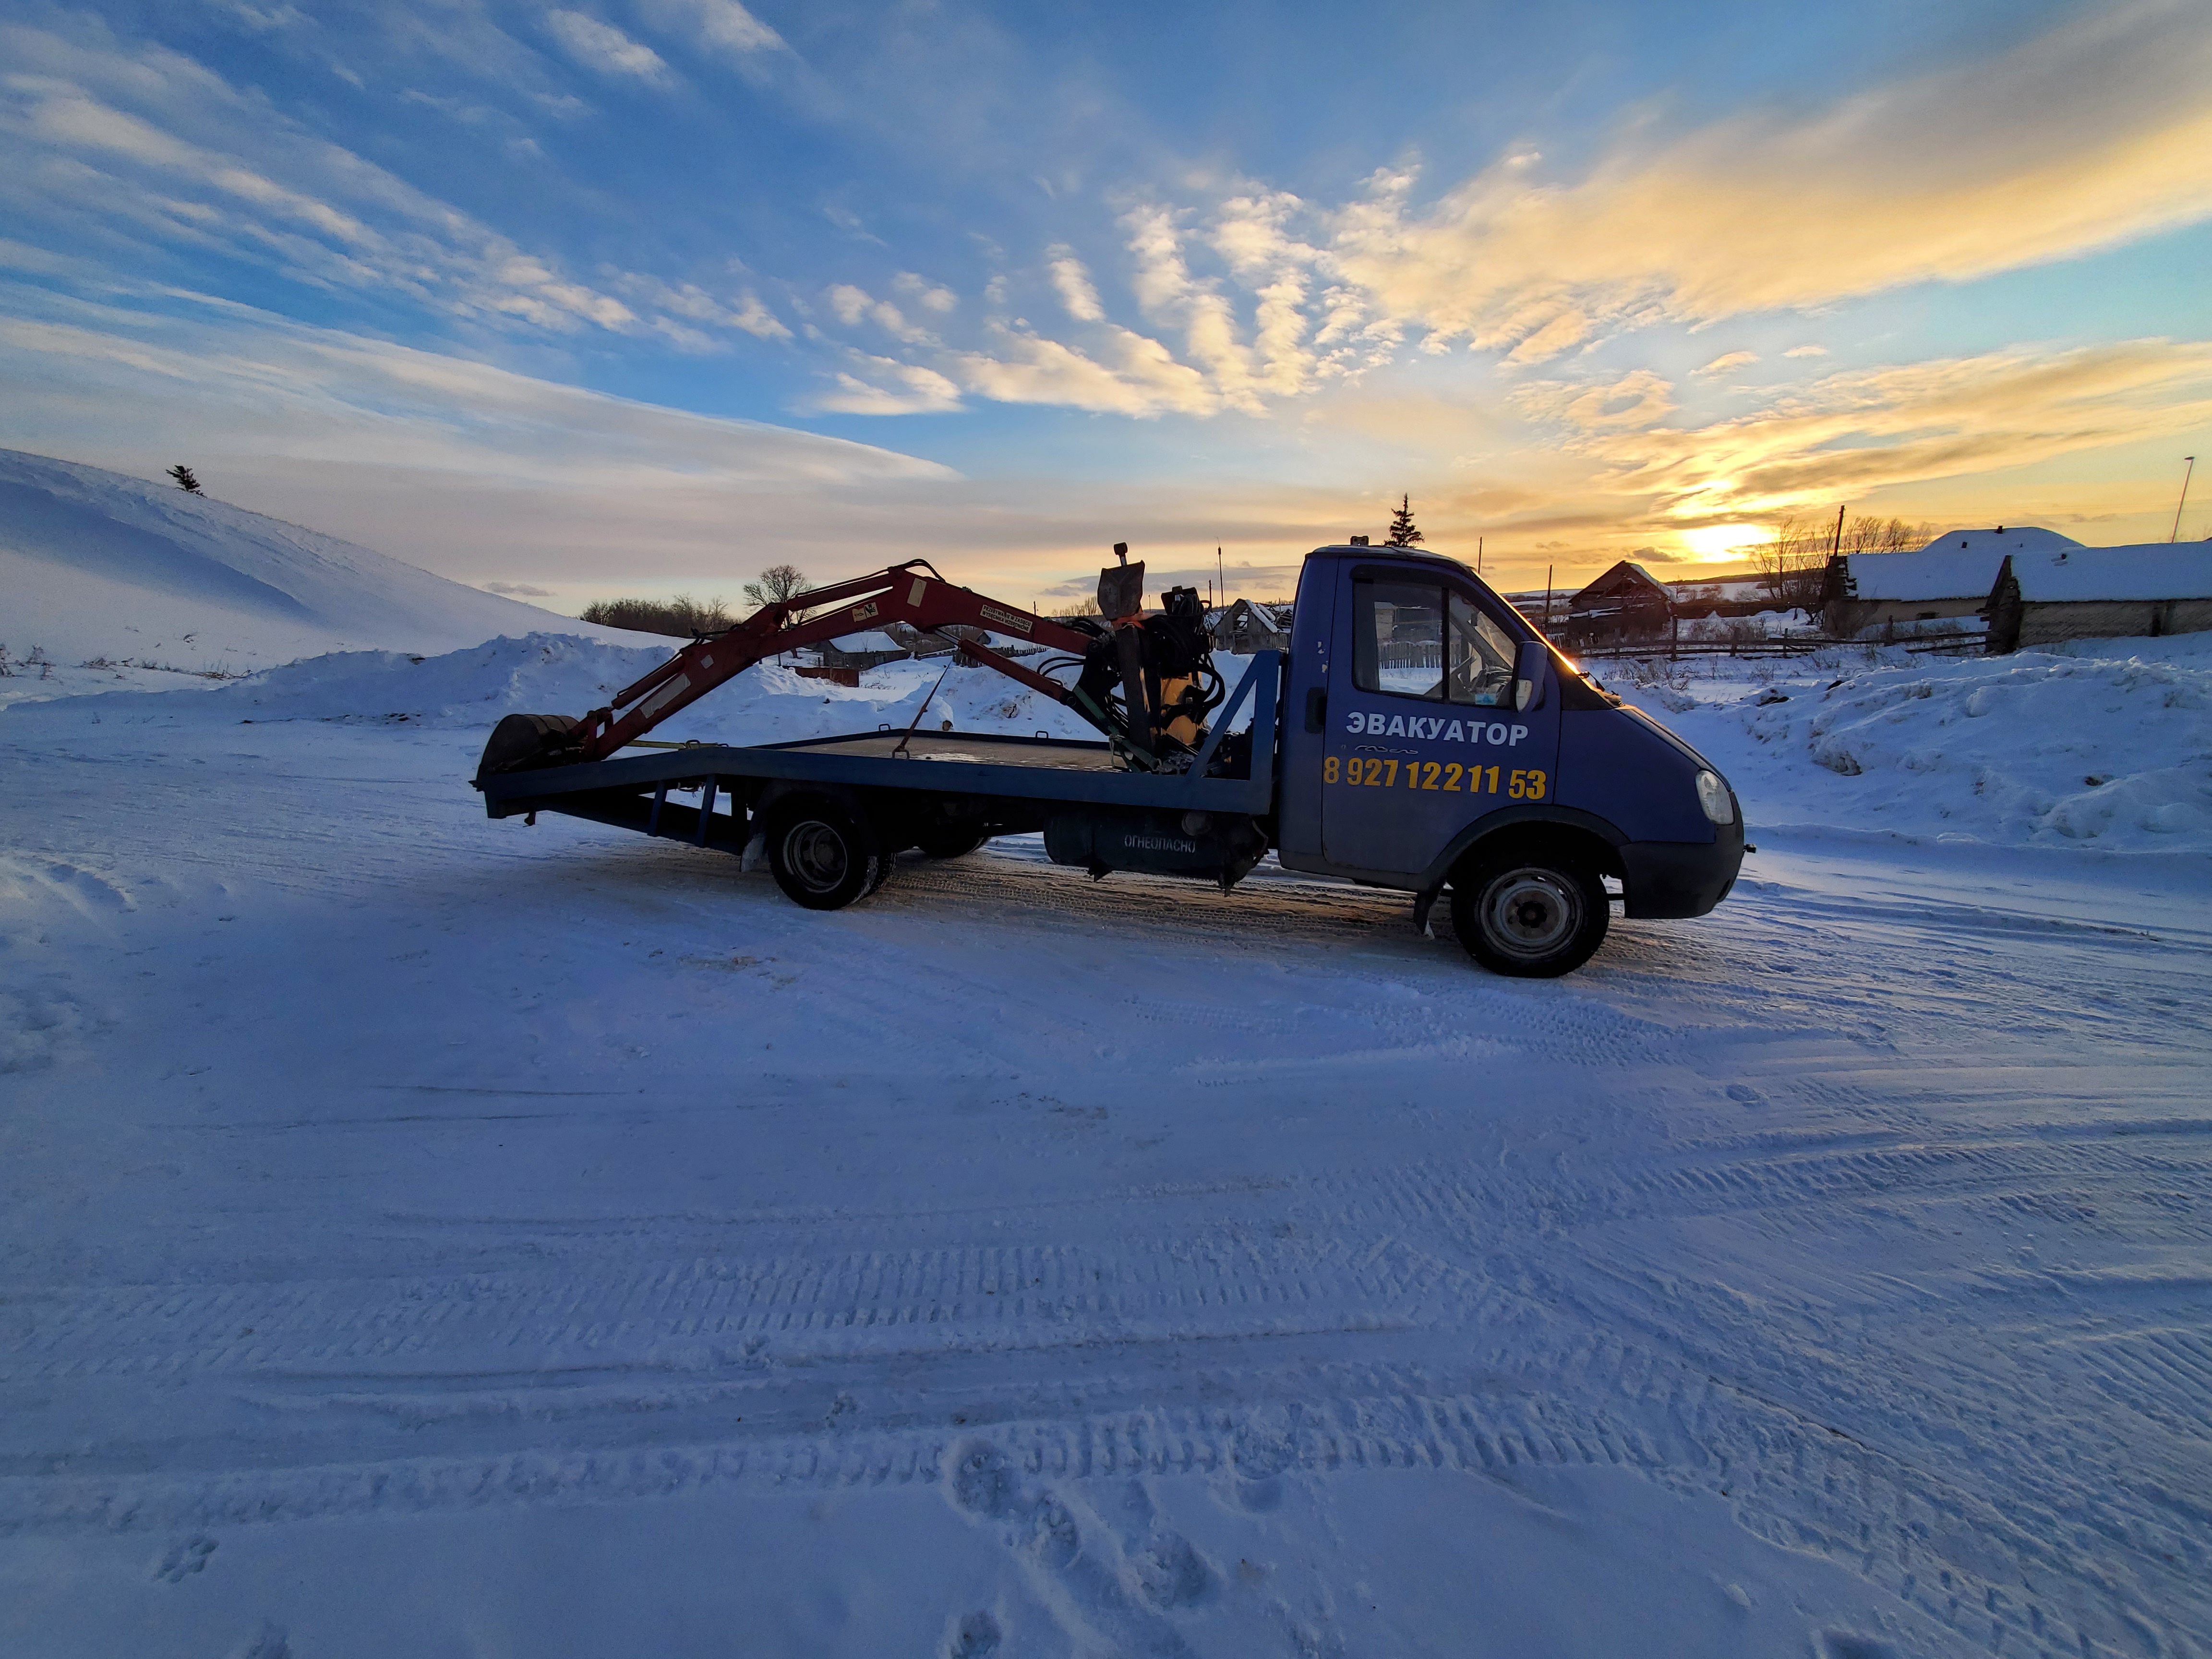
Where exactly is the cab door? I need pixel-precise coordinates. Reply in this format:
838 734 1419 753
1320 563 1561 876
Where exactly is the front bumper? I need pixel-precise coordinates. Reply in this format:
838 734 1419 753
1619 815 1744 919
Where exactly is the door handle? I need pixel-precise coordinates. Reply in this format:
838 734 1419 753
1304 686 1327 733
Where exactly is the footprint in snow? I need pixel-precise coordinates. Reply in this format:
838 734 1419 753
153 1535 216 1582
944 1610 1001 1657
231 1620 290 1659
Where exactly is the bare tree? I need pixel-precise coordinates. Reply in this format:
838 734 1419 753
742 564 814 616
1839 514 1930 555
1753 513 1832 612
1756 511 1934 616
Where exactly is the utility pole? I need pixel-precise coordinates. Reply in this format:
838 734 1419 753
1830 503 1847 559
2174 457 2197 542
1544 565 1553 636
1217 546 1225 601
1477 535 1483 575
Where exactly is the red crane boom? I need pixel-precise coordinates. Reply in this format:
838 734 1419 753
576 561 1102 761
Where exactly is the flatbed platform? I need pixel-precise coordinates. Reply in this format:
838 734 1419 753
765 730 1130 771
476 654 1283 828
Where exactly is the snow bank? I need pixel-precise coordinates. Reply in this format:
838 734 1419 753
0 447 652 685
2 632 1120 745
1612 633 2212 854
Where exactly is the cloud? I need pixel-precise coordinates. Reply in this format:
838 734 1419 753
0 278 1368 601
636 0 785 59
0 283 949 488
0 23 783 351
1693 350 1759 378
1516 369 1677 431
544 12 673 84
825 283 930 342
796 3 2212 420
1046 247 1105 322
1123 204 1261 410
1327 0 2212 360
1579 339 2212 523
613 272 791 340
947 333 1163 415
893 272 957 313
812 355 963 414
1783 345 1828 359
482 581 553 596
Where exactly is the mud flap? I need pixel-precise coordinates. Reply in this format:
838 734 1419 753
1412 882 1444 939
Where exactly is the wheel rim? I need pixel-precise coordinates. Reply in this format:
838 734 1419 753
783 820 850 892
1481 867 1579 959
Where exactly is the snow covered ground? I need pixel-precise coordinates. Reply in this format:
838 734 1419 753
4 625 2211 1658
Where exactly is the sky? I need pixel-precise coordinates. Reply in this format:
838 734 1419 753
2 0 2210 611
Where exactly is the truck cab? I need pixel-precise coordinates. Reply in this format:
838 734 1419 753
1273 546 1743 975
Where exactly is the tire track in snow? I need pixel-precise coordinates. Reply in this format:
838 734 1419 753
5 1212 2205 1656
1 1350 2188 1658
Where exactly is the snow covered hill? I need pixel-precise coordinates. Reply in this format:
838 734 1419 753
0 447 648 696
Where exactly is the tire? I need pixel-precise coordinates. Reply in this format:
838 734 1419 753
914 825 989 860
765 796 889 911
1450 851 1609 978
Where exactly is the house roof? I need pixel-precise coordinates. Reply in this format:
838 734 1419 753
2007 542 2212 602
1571 561 1668 603
1918 526 2083 557
1843 528 2079 601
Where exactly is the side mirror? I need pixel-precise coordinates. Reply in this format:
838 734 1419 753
1514 639 1549 712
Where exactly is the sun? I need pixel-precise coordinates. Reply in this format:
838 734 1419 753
1674 523 1769 562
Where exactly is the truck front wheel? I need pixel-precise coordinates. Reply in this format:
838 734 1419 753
765 795 890 911
1451 852 1608 978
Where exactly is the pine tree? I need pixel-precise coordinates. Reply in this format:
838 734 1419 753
1383 494 1422 547
168 464 202 494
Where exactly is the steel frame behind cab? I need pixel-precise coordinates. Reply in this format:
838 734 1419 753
477 652 1283 838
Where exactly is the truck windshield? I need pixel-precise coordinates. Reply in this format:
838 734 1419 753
1352 579 1515 705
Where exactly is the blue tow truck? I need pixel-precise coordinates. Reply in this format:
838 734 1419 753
475 544 1743 977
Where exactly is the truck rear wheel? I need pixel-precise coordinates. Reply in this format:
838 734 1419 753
1451 852 1608 978
765 795 890 911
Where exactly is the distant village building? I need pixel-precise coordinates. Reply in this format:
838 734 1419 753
1211 597 1290 653
1824 527 2080 637
1563 561 1672 649
1986 543 2212 652
1664 577 1776 621
818 629 914 671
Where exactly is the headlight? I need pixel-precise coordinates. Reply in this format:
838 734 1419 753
1695 769 1735 825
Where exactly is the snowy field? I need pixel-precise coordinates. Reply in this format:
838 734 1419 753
4 625 2212 1659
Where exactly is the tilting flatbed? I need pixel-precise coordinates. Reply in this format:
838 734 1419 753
475 547 1744 976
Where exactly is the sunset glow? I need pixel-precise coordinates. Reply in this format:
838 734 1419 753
1674 524 1771 564
0 2 2206 604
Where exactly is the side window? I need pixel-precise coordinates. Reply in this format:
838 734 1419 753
1352 578 1518 706
1351 580 1445 699
1446 591 1516 707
